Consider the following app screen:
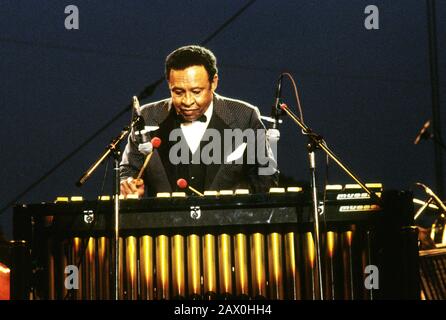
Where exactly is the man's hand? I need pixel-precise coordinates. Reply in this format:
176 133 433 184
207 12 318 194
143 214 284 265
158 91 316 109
120 177 145 198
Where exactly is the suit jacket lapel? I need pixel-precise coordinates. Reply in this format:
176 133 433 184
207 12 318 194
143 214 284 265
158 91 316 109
149 104 178 192
205 94 240 190
204 112 228 189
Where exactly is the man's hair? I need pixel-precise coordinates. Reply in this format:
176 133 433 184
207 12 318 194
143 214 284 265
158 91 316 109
165 45 218 81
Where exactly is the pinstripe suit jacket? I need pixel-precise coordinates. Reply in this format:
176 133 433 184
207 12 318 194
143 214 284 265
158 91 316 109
120 93 278 195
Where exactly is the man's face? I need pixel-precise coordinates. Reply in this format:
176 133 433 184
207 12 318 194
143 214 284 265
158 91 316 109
168 65 218 122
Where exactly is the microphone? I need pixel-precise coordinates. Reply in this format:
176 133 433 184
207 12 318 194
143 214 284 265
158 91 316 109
271 74 284 129
131 96 142 129
133 96 141 115
132 96 148 144
416 182 446 213
414 120 432 145
176 178 204 196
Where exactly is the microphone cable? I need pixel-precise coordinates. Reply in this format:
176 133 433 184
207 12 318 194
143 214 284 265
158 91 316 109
280 72 305 125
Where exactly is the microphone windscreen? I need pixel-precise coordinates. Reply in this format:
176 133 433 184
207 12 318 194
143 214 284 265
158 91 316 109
138 141 153 155
177 178 188 189
151 137 162 149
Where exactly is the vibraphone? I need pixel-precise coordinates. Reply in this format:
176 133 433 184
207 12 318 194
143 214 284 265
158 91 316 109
12 186 420 300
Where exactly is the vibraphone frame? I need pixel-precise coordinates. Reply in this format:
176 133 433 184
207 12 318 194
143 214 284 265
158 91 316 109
12 190 420 300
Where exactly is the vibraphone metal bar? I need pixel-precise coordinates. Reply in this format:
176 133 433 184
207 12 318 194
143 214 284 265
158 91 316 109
13 190 419 300
44 229 369 300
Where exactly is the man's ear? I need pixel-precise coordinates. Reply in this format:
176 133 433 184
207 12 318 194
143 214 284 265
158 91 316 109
211 74 219 92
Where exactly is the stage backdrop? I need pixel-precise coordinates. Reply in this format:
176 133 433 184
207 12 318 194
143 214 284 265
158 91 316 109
0 0 444 239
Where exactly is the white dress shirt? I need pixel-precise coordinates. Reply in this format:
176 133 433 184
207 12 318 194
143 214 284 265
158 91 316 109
180 102 213 154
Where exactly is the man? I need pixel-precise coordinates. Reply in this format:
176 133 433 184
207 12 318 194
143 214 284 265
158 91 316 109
120 45 278 197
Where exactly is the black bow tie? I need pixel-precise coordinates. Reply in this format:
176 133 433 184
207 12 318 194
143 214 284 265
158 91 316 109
176 113 207 124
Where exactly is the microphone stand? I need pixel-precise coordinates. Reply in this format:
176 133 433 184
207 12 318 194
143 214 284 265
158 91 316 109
76 116 141 300
279 103 381 300
416 183 446 214
429 135 446 151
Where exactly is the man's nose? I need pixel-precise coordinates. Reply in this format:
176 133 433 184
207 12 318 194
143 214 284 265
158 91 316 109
182 92 195 107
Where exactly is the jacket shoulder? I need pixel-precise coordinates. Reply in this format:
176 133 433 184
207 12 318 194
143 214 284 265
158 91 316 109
139 98 171 124
215 94 262 127
216 94 259 113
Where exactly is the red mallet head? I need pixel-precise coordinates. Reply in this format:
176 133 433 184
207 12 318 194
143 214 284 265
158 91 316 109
151 137 162 149
279 103 288 111
177 178 188 189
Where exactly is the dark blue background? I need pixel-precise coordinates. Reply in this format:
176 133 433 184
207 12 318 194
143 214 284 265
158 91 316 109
1 0 444 239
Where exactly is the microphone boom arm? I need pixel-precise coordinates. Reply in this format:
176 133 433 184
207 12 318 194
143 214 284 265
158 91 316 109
280 103 381 203
76 116 141 187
